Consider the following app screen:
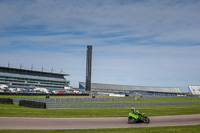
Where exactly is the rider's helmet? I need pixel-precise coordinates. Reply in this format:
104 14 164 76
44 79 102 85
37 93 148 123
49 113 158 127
132 107 135 112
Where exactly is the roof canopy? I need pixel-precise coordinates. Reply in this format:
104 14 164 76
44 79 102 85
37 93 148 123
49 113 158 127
79 82 181 93
189 86 200 95
0 66 69 77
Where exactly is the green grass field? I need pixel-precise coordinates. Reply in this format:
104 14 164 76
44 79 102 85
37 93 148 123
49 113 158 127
1 98 200 132
0 103 200 117
0 125 199 133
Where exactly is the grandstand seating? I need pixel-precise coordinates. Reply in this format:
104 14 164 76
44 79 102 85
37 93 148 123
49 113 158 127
0 66 70 90
0 71 65 82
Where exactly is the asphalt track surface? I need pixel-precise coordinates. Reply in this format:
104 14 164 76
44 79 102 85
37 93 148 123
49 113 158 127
0 114 200 130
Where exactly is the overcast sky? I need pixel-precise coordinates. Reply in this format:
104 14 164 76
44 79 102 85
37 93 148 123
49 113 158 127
0 0 200 92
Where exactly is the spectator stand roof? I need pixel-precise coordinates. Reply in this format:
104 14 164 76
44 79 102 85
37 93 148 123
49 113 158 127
189 86 200 95
0 66 69 82
79 82 181 94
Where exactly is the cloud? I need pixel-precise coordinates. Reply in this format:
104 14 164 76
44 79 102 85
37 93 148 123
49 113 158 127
0 0 200 92
91 44 200 89
1 0 200 42
2 43 199 88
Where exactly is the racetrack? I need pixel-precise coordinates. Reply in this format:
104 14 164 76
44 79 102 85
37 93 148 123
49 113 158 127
0 114 200 129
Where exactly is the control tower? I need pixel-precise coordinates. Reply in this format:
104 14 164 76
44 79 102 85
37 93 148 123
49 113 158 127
85 45 92 92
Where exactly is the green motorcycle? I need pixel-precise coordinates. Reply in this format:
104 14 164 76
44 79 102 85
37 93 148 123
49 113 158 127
128 112 150 124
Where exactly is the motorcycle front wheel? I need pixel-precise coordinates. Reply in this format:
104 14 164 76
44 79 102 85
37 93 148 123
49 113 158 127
143 116 150 124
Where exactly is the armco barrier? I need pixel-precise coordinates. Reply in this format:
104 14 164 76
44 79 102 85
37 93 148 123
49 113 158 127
19 100 46 109
19 100 26 106
11 97 137 103
7 95 200 103
46 102 200 108
0 98 13 104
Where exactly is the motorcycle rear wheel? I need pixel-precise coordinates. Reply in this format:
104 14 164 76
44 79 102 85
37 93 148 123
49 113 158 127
128 118 136 124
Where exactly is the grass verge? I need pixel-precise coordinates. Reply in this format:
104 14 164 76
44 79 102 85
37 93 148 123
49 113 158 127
0 125 199 133
0 103 200 117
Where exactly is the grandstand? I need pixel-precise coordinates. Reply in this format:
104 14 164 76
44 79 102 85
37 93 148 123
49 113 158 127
189 86 200 95
0 66 70 92
79 82 181 96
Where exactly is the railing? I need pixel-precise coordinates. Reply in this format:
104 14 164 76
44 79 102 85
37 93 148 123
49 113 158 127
46 102 200 108
10 96 136 103
3 95 200 108
6 95 200 103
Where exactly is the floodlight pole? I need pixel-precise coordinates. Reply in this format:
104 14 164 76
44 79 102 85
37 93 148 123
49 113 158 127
85 45 92 93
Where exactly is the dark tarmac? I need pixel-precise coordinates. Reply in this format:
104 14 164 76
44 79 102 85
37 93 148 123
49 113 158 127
0 114 200 129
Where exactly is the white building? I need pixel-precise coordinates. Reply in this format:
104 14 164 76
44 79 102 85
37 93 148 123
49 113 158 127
189 86 200 95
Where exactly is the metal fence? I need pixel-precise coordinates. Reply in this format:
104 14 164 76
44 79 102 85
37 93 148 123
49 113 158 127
3 95 200 108
10 96 137 103
6 95 200 103
46 102 200 108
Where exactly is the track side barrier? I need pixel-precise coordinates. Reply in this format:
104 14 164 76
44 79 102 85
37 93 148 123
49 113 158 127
0 98 13 104
19 100 46 109
46 102 200 108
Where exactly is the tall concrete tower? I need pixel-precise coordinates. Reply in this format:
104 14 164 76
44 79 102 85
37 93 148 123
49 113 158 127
85 45 92 92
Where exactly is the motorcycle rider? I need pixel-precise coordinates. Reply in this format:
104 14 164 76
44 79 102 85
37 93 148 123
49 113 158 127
132 107 142 120
132 107 139 114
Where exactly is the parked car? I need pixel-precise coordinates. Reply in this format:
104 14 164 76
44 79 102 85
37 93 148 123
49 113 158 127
57 90 65 94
